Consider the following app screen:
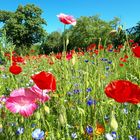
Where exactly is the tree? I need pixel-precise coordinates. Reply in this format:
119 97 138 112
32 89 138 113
67 15 120 50
40 31 62 54
0 4 47 50
135 22 140 44
109 26 127 49
0 10 14 23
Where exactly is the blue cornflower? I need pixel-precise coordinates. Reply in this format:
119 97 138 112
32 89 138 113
101 58 108 61
87 99 94 106
105 66 110 70
84 60 89 63
73 89 81 94
128 135 137 140
123 108 128 114
74 83 79 87
86 88 92 92
16 127 24 135
67 91 73 96
32 128 44 140
71 132 77 139
108 49 113 52
31 124 36 128
108 61 112 64
104 115 110 121
86 125 93 134
111 131 117 139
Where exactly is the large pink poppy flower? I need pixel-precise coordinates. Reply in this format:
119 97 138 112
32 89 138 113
6 95 38 117
57 13 76 26
6 86 50 117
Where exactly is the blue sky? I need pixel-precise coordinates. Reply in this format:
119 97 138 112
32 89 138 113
0 0 140 33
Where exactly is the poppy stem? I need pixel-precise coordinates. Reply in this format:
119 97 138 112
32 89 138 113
63 24 66 53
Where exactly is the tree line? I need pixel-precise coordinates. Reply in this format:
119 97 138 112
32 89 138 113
0 4 140 55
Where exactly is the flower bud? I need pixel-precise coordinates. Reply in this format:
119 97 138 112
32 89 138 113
110 111 118 131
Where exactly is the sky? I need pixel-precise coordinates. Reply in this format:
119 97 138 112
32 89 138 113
0 0 140 33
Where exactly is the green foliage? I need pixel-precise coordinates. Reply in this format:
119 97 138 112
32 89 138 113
0 10 14 23
67 15 120 50
0 4 47 50
109 26 127 49
135 21 140 44
0 29 15 64
40 31 62 54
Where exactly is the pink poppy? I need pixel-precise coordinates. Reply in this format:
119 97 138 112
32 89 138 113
57 13 76 26
29 84 50 103
6 88 38 117
6 87 50 117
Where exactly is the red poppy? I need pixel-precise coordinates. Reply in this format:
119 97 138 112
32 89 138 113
9 65 22 75
132 46 140 58
129 39 134 43
119 63 124 67
66 53 72 60
31 71 56 91
124 54 128 59
120 57 127 62
55 53 62 60
94 50 98 55
104 80 140 104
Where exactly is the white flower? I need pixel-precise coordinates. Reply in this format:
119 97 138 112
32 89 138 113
105 133 114 140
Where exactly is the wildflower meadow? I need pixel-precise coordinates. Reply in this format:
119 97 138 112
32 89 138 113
0 4 140 140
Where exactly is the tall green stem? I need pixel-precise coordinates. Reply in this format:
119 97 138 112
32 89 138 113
63 24 66 53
